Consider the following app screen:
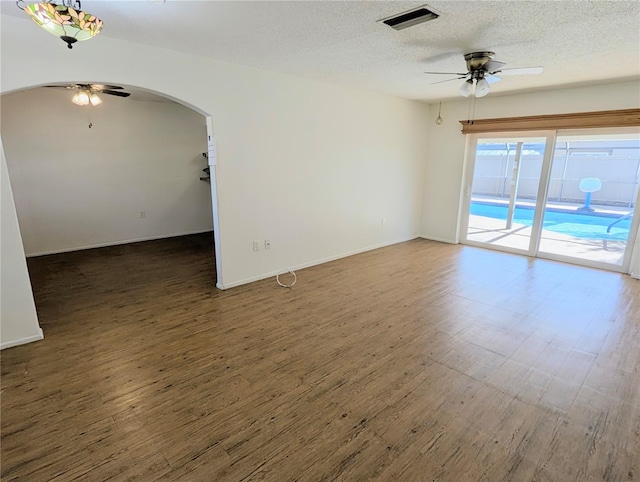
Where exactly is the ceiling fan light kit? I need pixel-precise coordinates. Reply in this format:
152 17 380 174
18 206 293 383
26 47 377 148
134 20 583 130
475 77 490 98
459 79 473 97
71 90 89 105
89 92 102 105
71 89 102 106
18 0 103 49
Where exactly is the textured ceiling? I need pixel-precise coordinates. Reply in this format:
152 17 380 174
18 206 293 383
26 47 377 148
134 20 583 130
3 1 639 102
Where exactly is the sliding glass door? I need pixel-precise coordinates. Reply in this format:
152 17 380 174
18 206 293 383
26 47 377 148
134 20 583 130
538 131 640 268
462 134 552 255
461 128 640 272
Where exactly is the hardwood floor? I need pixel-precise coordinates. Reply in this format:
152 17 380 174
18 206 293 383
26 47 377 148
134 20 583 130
1 234 639 481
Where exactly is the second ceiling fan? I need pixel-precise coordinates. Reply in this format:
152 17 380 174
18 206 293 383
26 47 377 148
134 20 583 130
426 51 543 97
46 83 131 106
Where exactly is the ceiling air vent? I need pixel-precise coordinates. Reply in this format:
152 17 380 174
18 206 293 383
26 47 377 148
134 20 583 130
379 5 439 31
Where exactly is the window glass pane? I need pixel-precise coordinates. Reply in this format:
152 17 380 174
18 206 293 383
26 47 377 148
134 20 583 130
466 137 546 252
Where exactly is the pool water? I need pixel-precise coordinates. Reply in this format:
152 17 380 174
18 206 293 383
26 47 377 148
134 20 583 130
470 202 632 241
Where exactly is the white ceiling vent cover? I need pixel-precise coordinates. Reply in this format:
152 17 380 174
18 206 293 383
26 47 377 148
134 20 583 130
379 5 440 31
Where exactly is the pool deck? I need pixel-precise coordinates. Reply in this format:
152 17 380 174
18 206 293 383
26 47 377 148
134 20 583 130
467 196 630 266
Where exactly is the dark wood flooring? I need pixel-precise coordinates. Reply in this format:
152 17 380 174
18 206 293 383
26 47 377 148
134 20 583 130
1 234 639 481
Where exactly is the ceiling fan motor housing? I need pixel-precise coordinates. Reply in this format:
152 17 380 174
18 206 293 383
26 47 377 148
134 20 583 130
464 51 495 72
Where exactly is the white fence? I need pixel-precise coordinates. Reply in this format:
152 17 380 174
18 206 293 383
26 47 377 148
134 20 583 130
472 141 640 207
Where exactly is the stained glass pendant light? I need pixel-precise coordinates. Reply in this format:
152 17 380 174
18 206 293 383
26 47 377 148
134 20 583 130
19 1 103 49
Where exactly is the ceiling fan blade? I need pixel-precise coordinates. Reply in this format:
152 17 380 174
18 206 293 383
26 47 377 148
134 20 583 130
432 76 468 85
101 90 131 97
497 66 543 75
93 84 124 90
486 74 502 84
424 71 468 76
483 60 506 72
44 85 71 89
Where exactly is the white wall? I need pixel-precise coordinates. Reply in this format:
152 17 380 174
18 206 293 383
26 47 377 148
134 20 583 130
1 15 429 292
420 81 640 243
1 88 211 256
1 140 43 349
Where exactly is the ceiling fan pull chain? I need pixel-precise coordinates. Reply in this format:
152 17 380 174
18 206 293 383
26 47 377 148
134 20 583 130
471 94 477 124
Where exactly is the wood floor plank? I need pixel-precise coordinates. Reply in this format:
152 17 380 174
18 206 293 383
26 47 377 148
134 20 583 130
2 234 639 480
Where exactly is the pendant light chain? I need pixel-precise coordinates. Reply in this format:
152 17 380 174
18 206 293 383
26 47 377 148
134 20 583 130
435 102 443 125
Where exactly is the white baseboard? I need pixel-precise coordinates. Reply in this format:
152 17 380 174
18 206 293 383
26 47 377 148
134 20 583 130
26 230 214 257
1 328 44 350
419 235 458 244
220 235 419 290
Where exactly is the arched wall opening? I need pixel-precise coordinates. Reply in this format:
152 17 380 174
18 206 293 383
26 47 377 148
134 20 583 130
1 82 224 347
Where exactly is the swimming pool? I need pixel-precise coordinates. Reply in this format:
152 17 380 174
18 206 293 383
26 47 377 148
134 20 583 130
470 202 633 241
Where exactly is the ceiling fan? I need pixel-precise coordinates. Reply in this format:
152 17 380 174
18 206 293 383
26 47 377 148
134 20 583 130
46 83 131 106
425 51 543 98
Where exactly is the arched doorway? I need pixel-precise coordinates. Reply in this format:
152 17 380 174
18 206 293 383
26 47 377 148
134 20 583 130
0 82 224 348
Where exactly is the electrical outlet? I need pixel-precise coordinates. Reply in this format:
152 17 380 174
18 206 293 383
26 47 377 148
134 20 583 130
265 240 271 250
253 240 260 252
140 211 146 218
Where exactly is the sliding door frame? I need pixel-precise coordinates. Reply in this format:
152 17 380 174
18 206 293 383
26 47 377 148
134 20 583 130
527 131 557 255
460 127 640 274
